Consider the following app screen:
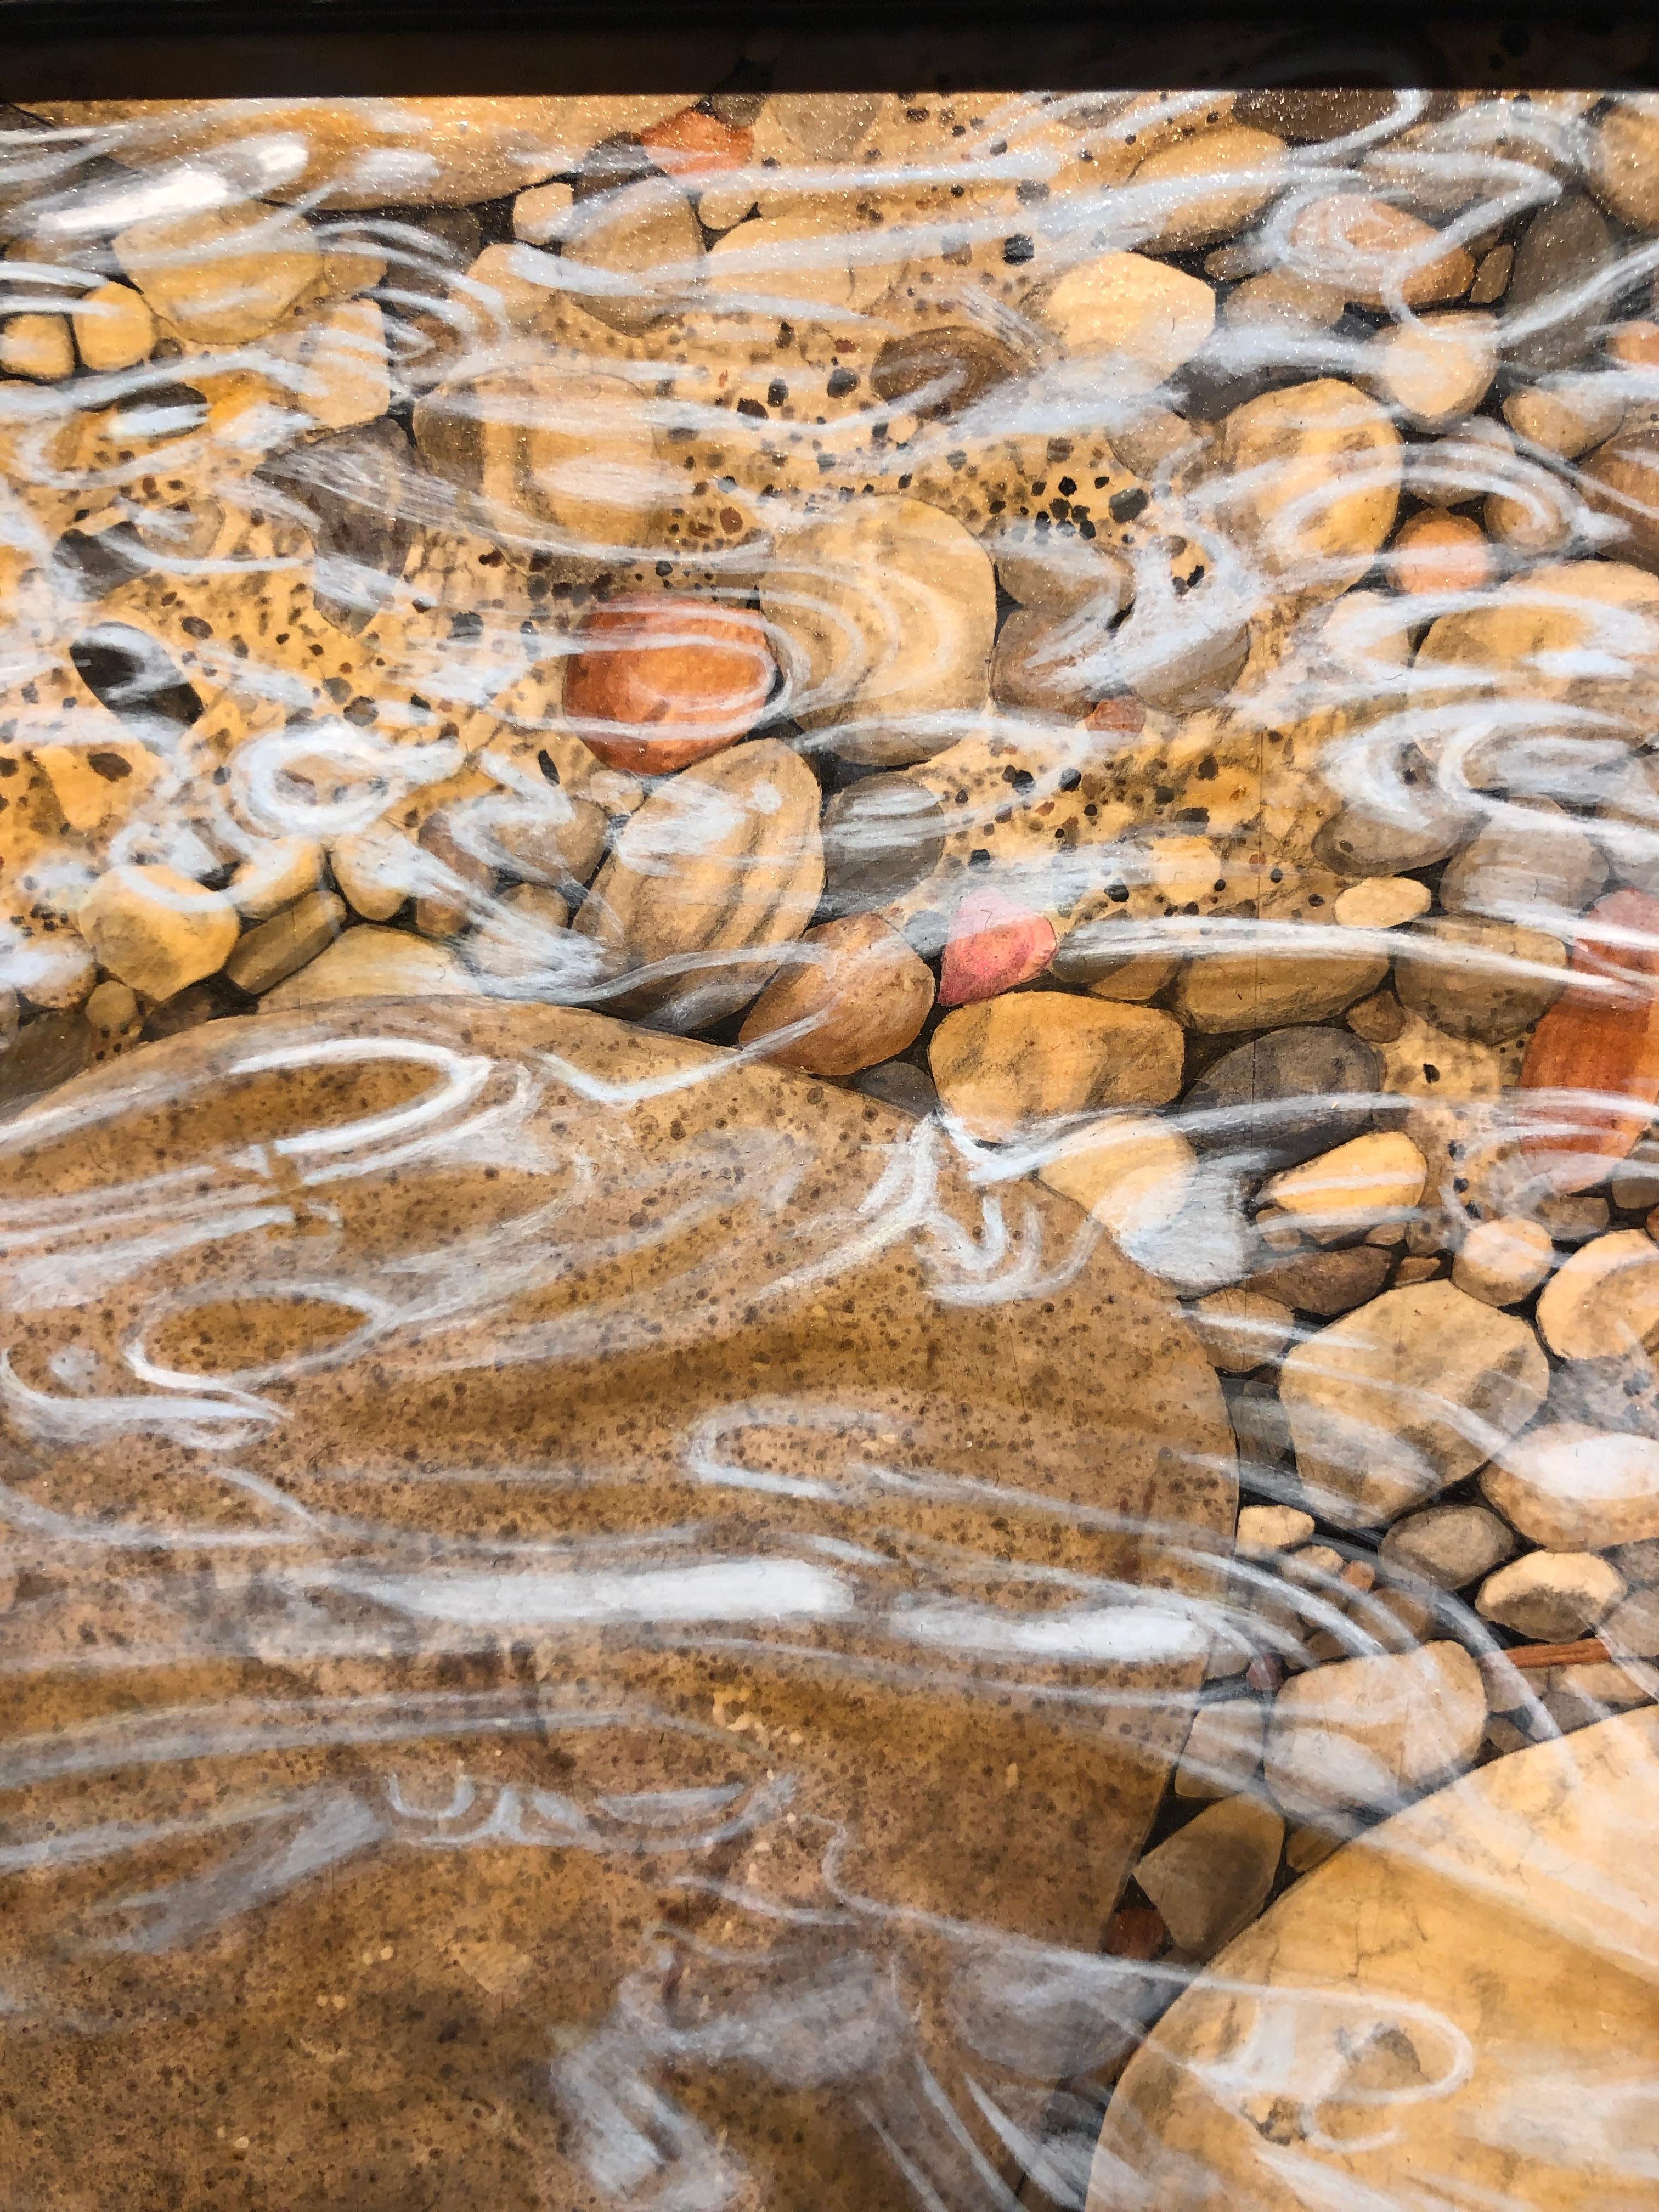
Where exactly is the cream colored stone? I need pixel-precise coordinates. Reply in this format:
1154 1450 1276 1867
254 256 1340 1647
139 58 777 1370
71 281 155 372
1189 1290 1295 1375
1264 1641 1486 1819
1038 251 1215 389
1037 1114 1197 1247
512 180 575 245
1536 1230 1659 1359
1128 126 1287 252
1483 1424 1659 1551
934 998 1184 1144
1175 1700 1268 1799
330 827 417 921
114 202 321 345
1216 378 1403 596
281 297 390 430
1332 876 1431 929
0 313 73 381
1237 1505 1316 1554
1368 311 1497 430
230 839 323 919
1504 373 1627 459
1135 1795 1284 1957
1280 1280 1549 1525
704 208 854 314
1222 270 1347 331
1263 1132 1428 1230
562 173 703 334
1452 1215 1556 1306
75 866 239 1001
259 924 470 1008
1096 1712 1659 2209
1476 1550 1626 1642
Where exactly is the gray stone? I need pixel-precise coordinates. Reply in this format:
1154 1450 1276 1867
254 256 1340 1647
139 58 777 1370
821 775 947 915
1504 193 1615 374
1438 802 1608 926
1393 916 1567 1043
1182 1028 1381 1171
1379 1503 1516 1590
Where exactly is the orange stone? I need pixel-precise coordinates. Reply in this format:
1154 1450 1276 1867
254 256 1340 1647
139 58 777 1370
640 105 753 176
938 887 1057 1008
1389 509 1496 596
563 595 775 774
1608 319 1659 371
736 912 935 1075
1521 887 1659 1189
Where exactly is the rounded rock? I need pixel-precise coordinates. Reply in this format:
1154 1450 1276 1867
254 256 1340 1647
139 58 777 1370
563 596 775 775
931 996 1185 1143
735 913 935 1077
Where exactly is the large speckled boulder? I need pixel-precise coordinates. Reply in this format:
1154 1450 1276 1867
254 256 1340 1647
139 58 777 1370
1093 1711 1659 2211
0 1000 1233 2212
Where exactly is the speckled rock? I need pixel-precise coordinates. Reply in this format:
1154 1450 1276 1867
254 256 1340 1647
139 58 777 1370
1394 917 1567 1043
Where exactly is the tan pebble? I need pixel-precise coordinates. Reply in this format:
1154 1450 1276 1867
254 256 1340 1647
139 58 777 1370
76 865 239 1000
1262 1131 1427 1229
1264 1643 1486 1818
1535 1230 1659 1359
230 839 323 919
1348 988 1407 1043
1237 1505 1315 1553
1174 1699 1268 1799
1607 319 1659 370
1482 1423 1659 1551
1393 1255 1443 1285
1189 1290 1296 1375
1452 1215 1555 1306
1368 311 1497 429
84 979 139 1036
1476 1551 1626 1642
1222 269 1347 330
114 202 321 344
224 890 347 995
11 933 95 1011
465 884 574 981
736 914 934 1077
414 811 494 939
1173 948 1389 1031
1469 242 1512 304
1287 195 1474 308
71 281 155 371
1484 477 1574 555
1037 1115 1195 1248
1039 250 1215 388
512 179 575 244
1387 510 1496 596
1503 374 1625 459
331 828 416 921
260 925 471 1009
1134 1795 1283 1957
1127 125 1288 252
930 995 1184 1142
0 312 74 380
1333 876 1432 929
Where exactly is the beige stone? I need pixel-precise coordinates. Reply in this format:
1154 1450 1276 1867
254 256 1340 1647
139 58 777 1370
330 826 417 922
512 179 576 244
1263 1132 1428 1231
230 838 323 919
1085 951 1181 1003
1481 1423 1659 1551
224 890 346 996
1 312 74 380
114 202 321 345
280 298 390 431
561 174 702 334
1476 1550 1626 1641
1536 1229 1659 1358
1222 270 1347 331
575 740 823 1029
736 915 934 1076
760 499 995 766
1388 508 1497 596
704 208 856 315
1175 1699 1268 1799
1395 916 1567 1043
1135 1795 1284 1956
1216 379 1402 595
1332 876 1431 929
464 884 574 982
75 865 240 1001
1096 1712 1659 2209
1593 97 1659 231
1379 1501 1515 1588
71 280 155 372
1368 311 1497 429
1128 126 1287 252
259 924 471 1008
933 998 1185 1143
1237 1505 1316 1554
1504 373 1627 459
1280 1280 1548 1525
1189 1290 1295 1375
1380 1012 1515 1098
1452 1215 1556 1306
1173 948 1388 1031
1036 1114 1196 1248
1263 1641 1486 1819
1038 251 1215 388
1287 194 1475 308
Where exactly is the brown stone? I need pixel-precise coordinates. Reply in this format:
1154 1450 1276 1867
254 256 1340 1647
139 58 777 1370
736 913 935 1075
869 325 1023 417
1244 1243 1391 1318
929 994 1185 1142
564 595 775 774
223 890 346 995
0 998 1234 2212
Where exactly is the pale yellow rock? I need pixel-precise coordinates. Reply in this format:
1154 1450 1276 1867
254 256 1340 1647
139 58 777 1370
83 978 139 1040
562 174 703 334
8 932 94 1010
1482 1423 1659 1550
1237 1504 1315 1553
1222 269 1347 330
1095 1712 1659 2210
1037 1114 1196 1245
512 180 575 245
464 242 557 328
1263 1641 1486 1818
1380 1011 1517 1098
1038 250 1215 389
71 281 155 372
1476 1550 1626 1641
230 839 324 920
1128 125 1288 251
1189 1290 1296 1375
1216 379 1403 596
1331 876 1431 929
1452 1215 1556 1306
0 313 73 380
281 297 390 430
1503 373 1626 459
1367 311 1497 430
1536 1229 1659 1359
1175 1700 1268 1799
932 997 1185 1143
114 202 321 345
329 828 416 922
76 865 240 1000
1135 1795 1284 1957
259 924 471 1008
1262 1132 1429 1231
1173 948 1388 1031
30 741 161 836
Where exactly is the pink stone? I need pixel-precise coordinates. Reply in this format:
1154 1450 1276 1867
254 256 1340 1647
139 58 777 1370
938 887 1057 1008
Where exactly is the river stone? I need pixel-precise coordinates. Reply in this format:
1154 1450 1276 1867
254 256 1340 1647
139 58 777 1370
1379 1501 1516 1589
1394 916 1568 1043
575 738 824 1029
1504 191 1616 373
1214 378 1402 597
821 774 947 913
1094 1712 1659 2211
1438 802 1607 925
930 995 1185 1142
760 499 996 765
1279 1281 1550 1526
1173 947 1390 1034
0 998 1233 2212
1262 1642 1486 1820
1182 1027 1382 1170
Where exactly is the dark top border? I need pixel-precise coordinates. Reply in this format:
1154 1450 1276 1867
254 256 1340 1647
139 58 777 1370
2 3 1656 97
